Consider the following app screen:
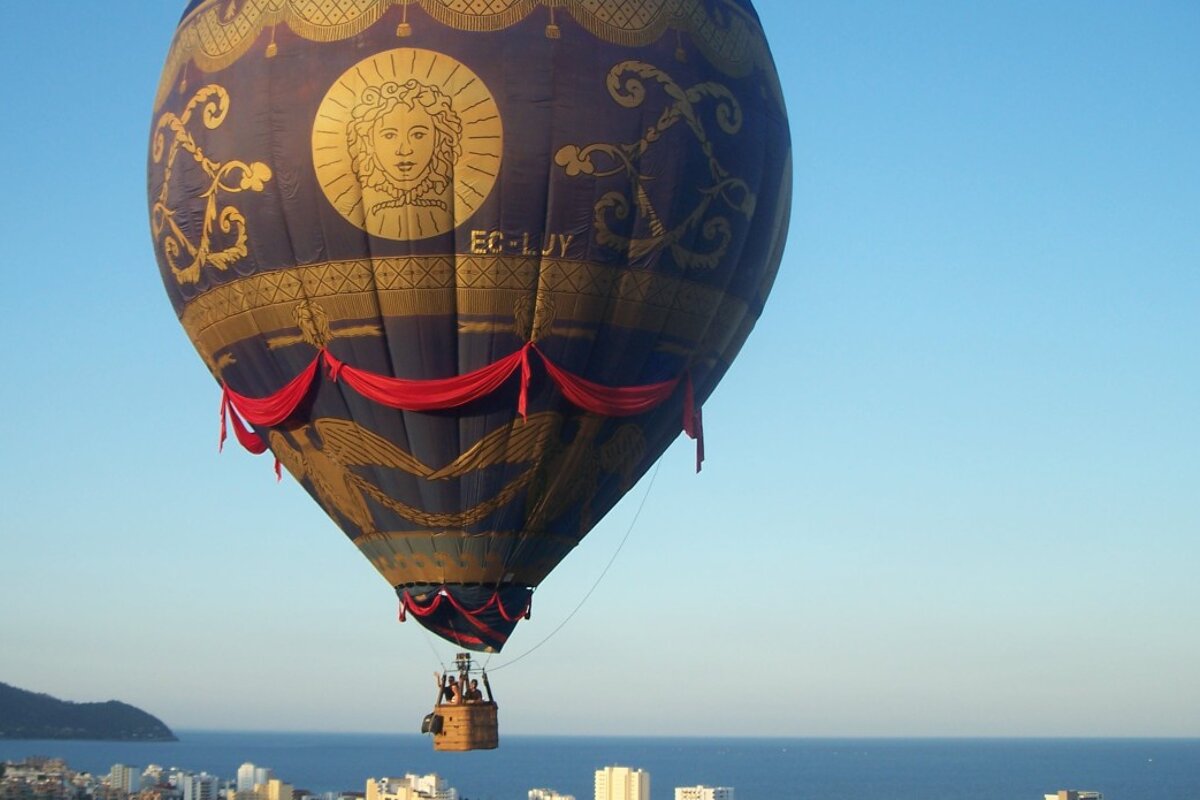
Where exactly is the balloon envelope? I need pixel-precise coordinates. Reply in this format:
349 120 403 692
149 0 791 652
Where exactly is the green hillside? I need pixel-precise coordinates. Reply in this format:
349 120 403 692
0 682 176 741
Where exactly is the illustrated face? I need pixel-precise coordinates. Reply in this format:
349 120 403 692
372 104 436 187
316 50 500 241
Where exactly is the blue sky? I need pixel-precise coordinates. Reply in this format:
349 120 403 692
0 1 1196 737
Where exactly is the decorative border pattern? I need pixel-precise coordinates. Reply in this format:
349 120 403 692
357 529 580 585
180 255 749 363
155 0 777 110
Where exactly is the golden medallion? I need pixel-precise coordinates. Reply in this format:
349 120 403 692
312 49 502 241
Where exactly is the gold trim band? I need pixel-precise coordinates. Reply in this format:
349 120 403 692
157 0 777 110
179 255 749 366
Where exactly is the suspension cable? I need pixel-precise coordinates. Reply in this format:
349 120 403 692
486 460 662 672
417 612 450 673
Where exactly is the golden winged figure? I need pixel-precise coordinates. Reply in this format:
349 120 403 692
269 414 564 532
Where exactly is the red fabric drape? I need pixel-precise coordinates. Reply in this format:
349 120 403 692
323 344 530 412
534 344 681 416
220 393 285 478
683 373 705 473
400 589 532 623
220 356 320 455
226 357 321 425
220 391 270 455
219 344 705 470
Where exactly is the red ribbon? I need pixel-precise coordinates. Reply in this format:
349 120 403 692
683 372 705 473
518 344 531 420
220 389 269 455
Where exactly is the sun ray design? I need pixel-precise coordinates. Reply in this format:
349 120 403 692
312 49 502 240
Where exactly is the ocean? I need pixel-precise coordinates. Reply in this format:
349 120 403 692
2 733 1198 800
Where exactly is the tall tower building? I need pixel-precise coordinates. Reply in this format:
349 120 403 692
202 774 220 800
594 767 649 800
181 773 219 800
108 764 140 794
237 764 258 793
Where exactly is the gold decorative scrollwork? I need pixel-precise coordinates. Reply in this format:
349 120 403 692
555 61 755 271
151 85 273 285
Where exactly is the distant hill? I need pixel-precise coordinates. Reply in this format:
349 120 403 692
0 682 177 741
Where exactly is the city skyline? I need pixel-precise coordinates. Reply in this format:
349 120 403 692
3 756 706 800
0 1 1197 738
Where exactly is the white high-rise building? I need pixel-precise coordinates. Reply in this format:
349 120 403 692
529 790 575 800
237 764 258 793
181 772 219 800
675 788 734 800
594 767 649 800
108 764 140 794
142 765 165 789
366 775 458 800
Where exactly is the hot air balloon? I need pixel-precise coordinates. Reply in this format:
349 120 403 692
149 0 790 725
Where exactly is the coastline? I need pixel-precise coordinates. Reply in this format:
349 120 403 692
3 732 1198 800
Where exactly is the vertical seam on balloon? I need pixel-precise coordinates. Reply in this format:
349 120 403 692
346 148 410 564
497 28 561 594
448 52 470 592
